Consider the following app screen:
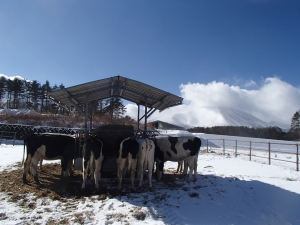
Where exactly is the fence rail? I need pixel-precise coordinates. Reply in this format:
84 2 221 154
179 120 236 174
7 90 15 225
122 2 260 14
204 138 299 171
0 123 159 142
0 123 85 140
0 131 17 145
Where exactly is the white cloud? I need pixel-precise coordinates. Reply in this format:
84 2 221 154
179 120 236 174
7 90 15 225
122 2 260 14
124 77 300 128
124 103 139 120
245 80 257 87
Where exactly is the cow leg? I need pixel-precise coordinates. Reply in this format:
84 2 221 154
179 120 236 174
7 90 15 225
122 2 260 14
184 157 195 182
81 158 90 190
94 156 103 191
182 159 188 176
23 154 32 183
117 159 126 191
147 160 154 189
61 159 70 178
137 158 144 188
137 140 146 188
122 167 126 179
39 158 43 172
188 163 194 182
130 159 137 191
90 159 95 181
146 150 154 189
94 158 102 191
156 160 164 181
177 161 183 173
31 155 40 184
67 160 74 176
193 155 198 181
31 145 46 184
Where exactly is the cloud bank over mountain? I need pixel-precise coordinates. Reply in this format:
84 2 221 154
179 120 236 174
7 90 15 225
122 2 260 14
125 77 300 129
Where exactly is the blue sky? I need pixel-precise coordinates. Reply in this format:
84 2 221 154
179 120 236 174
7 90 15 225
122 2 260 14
1 1 300 127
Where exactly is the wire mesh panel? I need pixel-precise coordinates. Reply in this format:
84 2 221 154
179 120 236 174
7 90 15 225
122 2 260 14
0 123 85 140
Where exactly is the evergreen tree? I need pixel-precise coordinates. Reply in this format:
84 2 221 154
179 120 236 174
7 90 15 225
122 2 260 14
96 100 106 116
104 97 126 120
0 76 7 106
52 84 59 91
29 80 41 111
290 110 300 131
23 80 33 109
12 78 25 108
39 80 53 112
40 84 47 112
289 110 300 140
5 79 14 108
45 81 51 109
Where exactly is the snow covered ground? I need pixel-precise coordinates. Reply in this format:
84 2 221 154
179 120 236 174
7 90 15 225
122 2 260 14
0 132 300 225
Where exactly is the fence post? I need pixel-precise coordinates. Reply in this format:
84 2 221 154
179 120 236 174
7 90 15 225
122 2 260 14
249 141 252 161
235 140 237 157
268 142 271 165
0 131 2 145
223 139 225 155
206 139 209 153
13 132 16 146
296 144 299 172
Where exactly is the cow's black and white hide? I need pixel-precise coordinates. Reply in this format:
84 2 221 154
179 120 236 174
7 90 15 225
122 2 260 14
136 138 155 189
81 135 104 191
154 136 202 182
116 137 139 191
22 133 81 184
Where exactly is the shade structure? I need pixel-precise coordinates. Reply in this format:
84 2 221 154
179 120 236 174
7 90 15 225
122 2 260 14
48 75 183 112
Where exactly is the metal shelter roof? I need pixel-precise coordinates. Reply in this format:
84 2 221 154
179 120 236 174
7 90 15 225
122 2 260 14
48 76 183 112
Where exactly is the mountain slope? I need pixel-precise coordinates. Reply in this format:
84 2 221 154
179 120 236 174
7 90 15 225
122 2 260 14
150 106 289 130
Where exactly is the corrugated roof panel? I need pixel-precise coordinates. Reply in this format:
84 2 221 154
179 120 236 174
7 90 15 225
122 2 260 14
48 76 183 112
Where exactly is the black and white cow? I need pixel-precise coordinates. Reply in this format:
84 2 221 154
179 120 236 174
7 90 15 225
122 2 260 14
154 136 202 182
116 137 139 191
81 134 104 191
22 133 81 184
136 138 155 189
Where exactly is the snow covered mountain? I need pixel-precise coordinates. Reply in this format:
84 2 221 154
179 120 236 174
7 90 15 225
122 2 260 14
218 107 289 129
149 106 290 130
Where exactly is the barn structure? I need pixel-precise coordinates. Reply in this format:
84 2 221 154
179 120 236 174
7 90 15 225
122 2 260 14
48 75 183 137
48 76 183 171
148 120 185 130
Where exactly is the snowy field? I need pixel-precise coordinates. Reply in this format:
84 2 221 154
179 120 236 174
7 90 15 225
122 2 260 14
160 129 299 171
0 131 300 225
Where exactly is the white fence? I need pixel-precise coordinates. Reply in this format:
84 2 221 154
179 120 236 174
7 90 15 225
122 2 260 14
202 138 299 171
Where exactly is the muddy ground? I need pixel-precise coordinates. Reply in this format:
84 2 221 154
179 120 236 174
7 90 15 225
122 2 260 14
0 162 184 206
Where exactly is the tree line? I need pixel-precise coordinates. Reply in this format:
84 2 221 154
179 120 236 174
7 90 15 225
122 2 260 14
0 76 66 113
187 126 287 140
188 120 300 141
0 76 128 120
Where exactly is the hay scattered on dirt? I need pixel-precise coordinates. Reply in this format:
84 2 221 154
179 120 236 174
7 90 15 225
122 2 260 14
0 162 185 207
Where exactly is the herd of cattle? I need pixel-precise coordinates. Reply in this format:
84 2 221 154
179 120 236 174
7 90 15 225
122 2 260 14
21 132 202 191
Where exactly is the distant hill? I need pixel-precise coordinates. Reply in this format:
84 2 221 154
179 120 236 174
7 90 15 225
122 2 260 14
218 107 289 130
150 106 290 130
